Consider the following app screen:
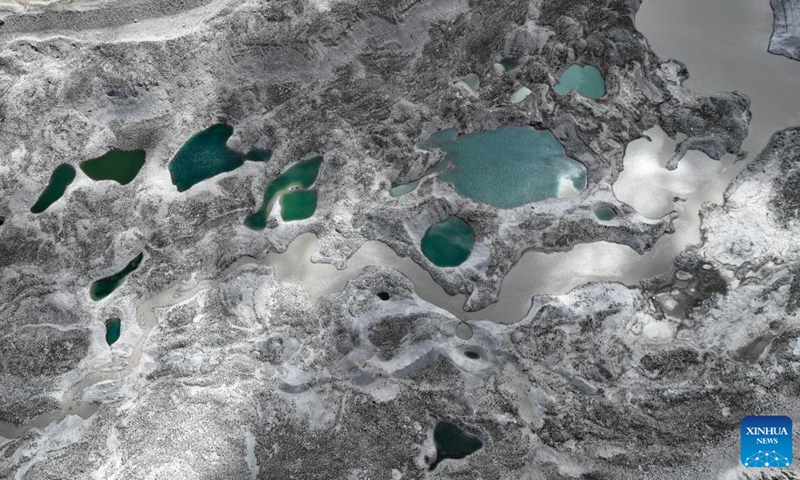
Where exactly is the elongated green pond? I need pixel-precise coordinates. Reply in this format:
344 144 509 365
80 150 146 185
90 253 144 301
430 421 483 470
554 64 606 99
31 164 76 214
169 124 271 192
463 350 480 359
421 217 474 267
390 180 420 197
105 318 121 346
245 148 272 162
424 126 587 208
246 156 323 229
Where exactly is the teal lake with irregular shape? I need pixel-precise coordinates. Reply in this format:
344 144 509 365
105 318 121 345
421 217 474 267
169 124 271 192
460 73 479 91
424 126 587 208
510 86 531 104
31 164 76 214
554 64 606 99
90 253 144 301
80 150 146 185
430 421 483 470
245 156 323 230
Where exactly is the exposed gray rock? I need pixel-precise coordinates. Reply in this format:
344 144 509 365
0 0 790 478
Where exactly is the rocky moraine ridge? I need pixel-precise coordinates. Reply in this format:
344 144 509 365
2 0 798 478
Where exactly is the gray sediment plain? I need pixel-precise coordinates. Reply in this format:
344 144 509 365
0 0 798 478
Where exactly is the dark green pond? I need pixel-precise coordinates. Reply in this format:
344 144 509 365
31 164 76 214
500 57 518 72
105 318 121 345
421 217 474 268
280 190 318 221
424 126 587 209
430 421 483 470
245 148 272 162
594 206 617 221
245 156 323 230
169 124 271 192
554 64 606 99
80 150 146 185
90 253 144 301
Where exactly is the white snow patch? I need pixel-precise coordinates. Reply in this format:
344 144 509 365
643 320 676 340
368 382 401 402
793 338 800 357
556 174 581 198
308 0 334 12
106 427 120 452
245 431 259 480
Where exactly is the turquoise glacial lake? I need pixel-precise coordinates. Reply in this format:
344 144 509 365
420 128 457 150
554 64 606 99
510 87 532 104
594 206 617 221
169 124 271 192
421 217 474 267
424 126 587 208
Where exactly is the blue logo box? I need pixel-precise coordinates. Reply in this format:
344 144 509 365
741 416 793 468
